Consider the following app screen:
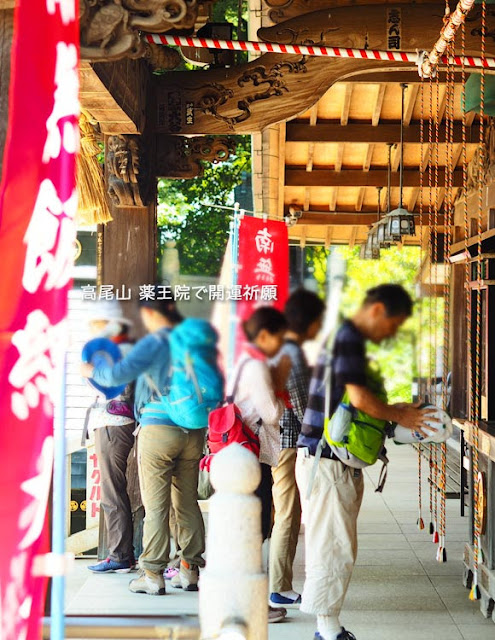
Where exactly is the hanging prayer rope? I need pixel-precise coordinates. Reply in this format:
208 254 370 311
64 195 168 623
419 0 477 78
469 0 486 604
417 80 426 533
431 75 441 547
428 79 435 537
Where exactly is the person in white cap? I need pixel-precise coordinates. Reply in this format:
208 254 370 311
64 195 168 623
83 299 137 574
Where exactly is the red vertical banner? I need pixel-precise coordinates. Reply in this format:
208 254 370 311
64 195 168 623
236 217 289 351
0 0 79 638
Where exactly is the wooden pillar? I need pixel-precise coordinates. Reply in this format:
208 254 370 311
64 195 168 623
0 7 14 177
101 134 157 335
97 134 157 559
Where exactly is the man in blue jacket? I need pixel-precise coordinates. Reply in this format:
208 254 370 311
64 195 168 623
81 291 206 596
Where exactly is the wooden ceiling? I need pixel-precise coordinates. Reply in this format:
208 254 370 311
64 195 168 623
284 76 479 246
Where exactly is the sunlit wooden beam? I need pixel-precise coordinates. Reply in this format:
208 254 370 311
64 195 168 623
363 144 374 172
329 187 338 211
356 187 366 212
372 84 386 127
341 84 353 126
306 142 315 172
304 187 311 212
286 122 479 143
409 187 420 211
404 84 420 126
286 168 464 187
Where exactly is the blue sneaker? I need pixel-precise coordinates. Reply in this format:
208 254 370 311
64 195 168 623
88 557 132 574
270 591 301 607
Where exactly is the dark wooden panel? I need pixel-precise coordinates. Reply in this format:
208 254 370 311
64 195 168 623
100 199 157 337
286 123 480 144
286 168 463 188
89 58 150 134
297 212 445 225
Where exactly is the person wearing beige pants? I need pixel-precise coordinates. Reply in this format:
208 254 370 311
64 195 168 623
269 290 325 608
296 284 436 640
270 448 302 593
137 424 206 578
295 449 364 615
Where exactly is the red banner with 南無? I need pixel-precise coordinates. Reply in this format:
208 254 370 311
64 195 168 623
235 216 289 353
0 1 79 638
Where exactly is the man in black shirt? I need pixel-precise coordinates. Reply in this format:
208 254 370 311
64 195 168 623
296 284 436 640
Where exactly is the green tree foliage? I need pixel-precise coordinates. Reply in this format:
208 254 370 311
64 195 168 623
157 137 251 277
305 246 329 297
336 246 444 403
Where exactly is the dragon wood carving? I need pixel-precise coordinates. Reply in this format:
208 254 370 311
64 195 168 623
80 0 215 62
106 135 151 207
157 59 308 133
156 136 236 178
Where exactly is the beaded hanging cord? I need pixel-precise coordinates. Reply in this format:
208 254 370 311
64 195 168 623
468 0 486 603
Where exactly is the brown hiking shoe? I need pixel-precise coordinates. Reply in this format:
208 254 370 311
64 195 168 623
170 560 199 592
129 569 165 596
268 606 287 623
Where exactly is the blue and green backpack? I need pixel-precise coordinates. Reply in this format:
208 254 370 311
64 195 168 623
147 318 224 429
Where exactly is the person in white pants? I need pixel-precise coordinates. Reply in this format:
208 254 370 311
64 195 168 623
296 284 438 640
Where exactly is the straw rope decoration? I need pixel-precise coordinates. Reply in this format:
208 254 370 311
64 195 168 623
469 0 486 603
76 111 112 226
417 80 426 533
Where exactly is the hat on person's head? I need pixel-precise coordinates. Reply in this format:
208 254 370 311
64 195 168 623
87 299 133 326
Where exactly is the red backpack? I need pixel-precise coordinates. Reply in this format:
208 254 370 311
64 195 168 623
204 359 260 469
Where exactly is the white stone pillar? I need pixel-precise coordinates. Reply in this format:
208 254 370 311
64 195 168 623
199 444 267 640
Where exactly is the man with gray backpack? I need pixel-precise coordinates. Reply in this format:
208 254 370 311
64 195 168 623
81 288 223 596
296 284 438 640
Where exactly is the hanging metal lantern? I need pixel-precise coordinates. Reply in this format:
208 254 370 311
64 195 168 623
376 220 391 248
368 229 380 259
385 207 415 241
360 234 374 259
382 85 416 242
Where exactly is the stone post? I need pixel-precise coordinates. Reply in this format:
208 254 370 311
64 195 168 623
199 444 267 640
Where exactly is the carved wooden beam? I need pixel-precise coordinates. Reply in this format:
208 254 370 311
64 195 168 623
156 135 236 178
153 4 495 135
80 0 216 62
286 123 481 144
265 0 462 24
285 168 464 187
259 5 495 55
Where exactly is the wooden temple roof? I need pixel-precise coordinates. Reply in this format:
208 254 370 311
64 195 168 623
281 78 479 246
3 0 487 249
